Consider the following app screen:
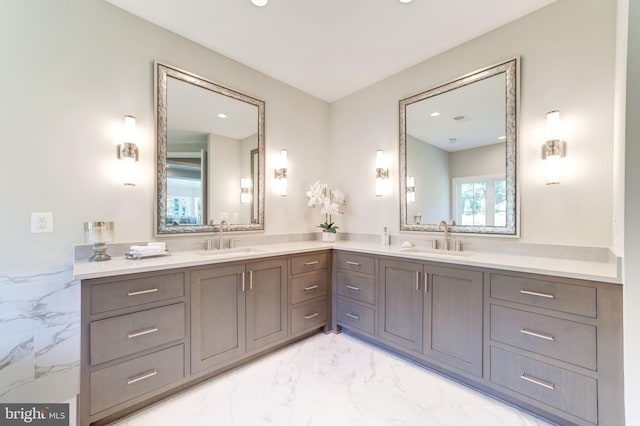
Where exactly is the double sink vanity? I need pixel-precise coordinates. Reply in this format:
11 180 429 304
74 241 623 426
73 56 622 425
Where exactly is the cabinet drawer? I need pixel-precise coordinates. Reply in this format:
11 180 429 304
291 271 328 304
490 347 597 424
490 273 596 318
336 252 375 275
90 303 185 365
336 272 375 305
490 305 596 370
290 252 329 275
291 298 327 334
90 344 184 415
336 297 375 335
90 272 185 314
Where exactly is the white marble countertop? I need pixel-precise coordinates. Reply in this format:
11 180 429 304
73 240 621 284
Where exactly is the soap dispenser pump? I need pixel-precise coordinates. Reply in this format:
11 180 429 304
381 227 390 245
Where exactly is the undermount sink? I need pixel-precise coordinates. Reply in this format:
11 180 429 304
398 247 473 257
198 247 265 256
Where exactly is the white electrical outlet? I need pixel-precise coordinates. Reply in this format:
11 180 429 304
31 212 53 233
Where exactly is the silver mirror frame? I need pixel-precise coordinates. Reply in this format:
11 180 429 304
399 58 519 235
155 62 265 235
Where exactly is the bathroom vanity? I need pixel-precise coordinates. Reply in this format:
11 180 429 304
75 242 622 426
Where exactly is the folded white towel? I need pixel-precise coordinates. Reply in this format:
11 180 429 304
129 245 163 255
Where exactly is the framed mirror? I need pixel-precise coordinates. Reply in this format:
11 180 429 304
155 62 265 235
399 58 519 235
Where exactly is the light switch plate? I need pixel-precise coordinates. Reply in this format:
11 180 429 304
31 212 53 233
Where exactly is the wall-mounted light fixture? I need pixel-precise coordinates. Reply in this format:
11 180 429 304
542 110 566 185
376 150 389 197
240 178 251 203
274 149 288 196
117 115 139 186
407 176 415 203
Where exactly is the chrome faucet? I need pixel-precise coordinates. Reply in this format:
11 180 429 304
218 220 229 250
438 219 456 251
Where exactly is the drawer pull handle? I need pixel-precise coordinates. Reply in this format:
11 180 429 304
346 285 361 291
520 289 555 299
520 328 555 341
304 312 319 320
415 272 420 291
248 270 253 290
127 369 158 385
304 261 320 266
345 313 360 320
304 285 319 291
127 326 159 339
346 261 361 266
520 373 555 390
127 288 159 296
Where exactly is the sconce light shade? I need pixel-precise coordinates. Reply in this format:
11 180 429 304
542 110 566 185
274 149 288 196
375 150 389 197
118 115 139 186
407 176 415 203
240 178 251 203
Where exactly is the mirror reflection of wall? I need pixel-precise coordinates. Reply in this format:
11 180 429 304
165 74 258 227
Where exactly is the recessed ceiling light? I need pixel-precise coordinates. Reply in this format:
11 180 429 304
251 0 268 6
449 138 457 144
430 112 440 117
217 113 227 119
400 0 414 3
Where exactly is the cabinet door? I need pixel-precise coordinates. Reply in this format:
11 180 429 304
191 265 246 373
245 258 288 352
378 259 423 352
423 265 483 377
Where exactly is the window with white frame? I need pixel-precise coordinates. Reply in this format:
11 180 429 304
452 175 506 227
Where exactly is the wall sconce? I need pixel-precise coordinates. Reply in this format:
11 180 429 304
542 110 566 185
117 115 139 186
407 176 416 203
375 150 389 197
240 178 251 203
274 149 288 196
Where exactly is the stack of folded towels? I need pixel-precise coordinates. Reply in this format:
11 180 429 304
129 242 166 255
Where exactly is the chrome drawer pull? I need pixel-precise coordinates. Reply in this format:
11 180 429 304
127 326 159 339
520 289 555 299
346 285 361 291
520 328 555 341
127 288 159 296
520 373 555 390
127 369 158 385
303 285 319 291
346 261 361 266
304 261 320 266
304 312 319 320
345 313 360 320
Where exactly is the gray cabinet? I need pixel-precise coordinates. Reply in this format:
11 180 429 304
486 272 623 426
424 265 483 377
378 259 483 376
334 251 378 336
80 270 187 424
191 258 287 373
289 251 329 336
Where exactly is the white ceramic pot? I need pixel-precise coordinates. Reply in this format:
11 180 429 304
322 231 336 242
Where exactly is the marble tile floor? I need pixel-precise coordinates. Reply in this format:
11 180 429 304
110 332 553 426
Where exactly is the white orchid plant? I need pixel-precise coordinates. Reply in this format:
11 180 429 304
306 181 347 233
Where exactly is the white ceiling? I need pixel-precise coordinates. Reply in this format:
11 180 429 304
106 0 555 102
